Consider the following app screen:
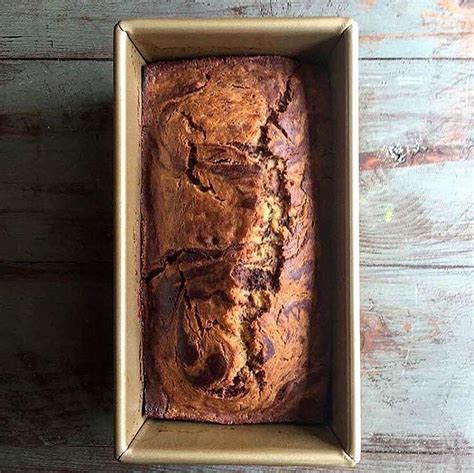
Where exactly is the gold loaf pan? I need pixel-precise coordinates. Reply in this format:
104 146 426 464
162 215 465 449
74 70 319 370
114 17 360 467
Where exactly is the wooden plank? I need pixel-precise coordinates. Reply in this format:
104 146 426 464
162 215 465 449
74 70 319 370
0 446 472 472
359 59 473 171
355 453 473 473
0 0 473 60
0 60 113 263
360 161 474 268
0 275 113 447
360 265 473 453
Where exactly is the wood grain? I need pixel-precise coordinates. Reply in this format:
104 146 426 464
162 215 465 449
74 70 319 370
360 161 474 268
0 59 472 467
359 60 473 170
361 265 473 453
1 0 473 465
0 447 472 472
0 60 114 450
0 60 113 263
0 0 473 60
0 275 113 448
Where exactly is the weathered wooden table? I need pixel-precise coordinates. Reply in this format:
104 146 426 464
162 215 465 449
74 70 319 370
0 1 472 471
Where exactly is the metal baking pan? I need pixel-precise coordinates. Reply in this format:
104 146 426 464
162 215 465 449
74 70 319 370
114 17 359 467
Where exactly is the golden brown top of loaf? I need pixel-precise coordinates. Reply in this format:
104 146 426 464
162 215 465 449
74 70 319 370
142 56 331 424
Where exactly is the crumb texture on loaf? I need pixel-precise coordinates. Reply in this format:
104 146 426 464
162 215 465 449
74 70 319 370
142 56 331 424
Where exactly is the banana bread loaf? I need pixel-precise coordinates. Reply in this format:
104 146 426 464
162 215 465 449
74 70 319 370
141 56 331 424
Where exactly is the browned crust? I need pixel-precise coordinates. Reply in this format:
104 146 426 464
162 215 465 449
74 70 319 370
141 56 331 424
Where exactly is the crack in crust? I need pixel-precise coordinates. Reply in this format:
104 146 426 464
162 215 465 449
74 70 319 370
234 67 296 394
145 245 241 283
181 111 207 139
145 248 211 283
186 142 225 201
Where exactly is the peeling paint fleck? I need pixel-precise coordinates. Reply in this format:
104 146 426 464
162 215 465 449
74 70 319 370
384 206 394 222
402 321 412 333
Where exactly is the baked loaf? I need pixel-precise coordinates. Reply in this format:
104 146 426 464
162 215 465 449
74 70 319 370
142 56 330 424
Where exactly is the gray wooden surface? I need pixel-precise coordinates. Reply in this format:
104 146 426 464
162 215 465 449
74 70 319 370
0 0 473 471
1 0 473 59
